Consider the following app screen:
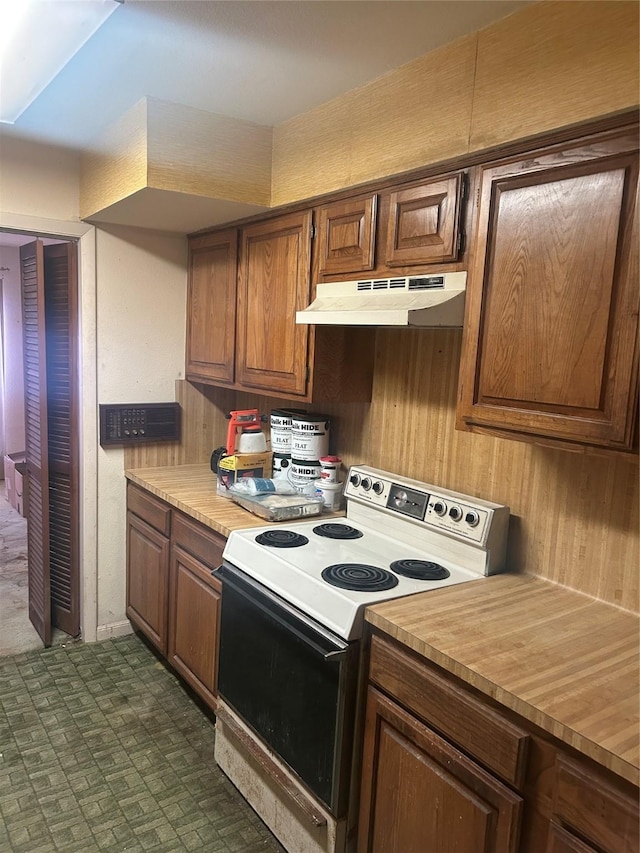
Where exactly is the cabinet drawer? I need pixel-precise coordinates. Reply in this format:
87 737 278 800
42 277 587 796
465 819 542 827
127 483 171 536
553 756 639 853
547 822 598 853
369 633 529 788
172 511 226 571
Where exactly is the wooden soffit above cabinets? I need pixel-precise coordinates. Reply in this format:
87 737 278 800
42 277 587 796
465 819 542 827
271 1 640 205
79 97 272 234
79 1 639 233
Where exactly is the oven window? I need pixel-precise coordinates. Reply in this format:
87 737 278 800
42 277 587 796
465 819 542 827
217 566 353 813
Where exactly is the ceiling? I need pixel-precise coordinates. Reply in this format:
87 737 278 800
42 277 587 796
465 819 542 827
0 1 529 242
2 0 528 152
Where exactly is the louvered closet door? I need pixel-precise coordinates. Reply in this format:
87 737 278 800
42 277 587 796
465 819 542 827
20 241 51 646
43 243 79 637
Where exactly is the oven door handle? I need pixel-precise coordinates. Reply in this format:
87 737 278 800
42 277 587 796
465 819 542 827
215 564 350 662
322 649 348 662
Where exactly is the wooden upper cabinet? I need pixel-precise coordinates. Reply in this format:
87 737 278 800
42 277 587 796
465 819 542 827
314 174 466 279
236 211 312 396
316 194 377 275
382 172 465 266
186 212 374 403
457 128 639 451
185 229 237 385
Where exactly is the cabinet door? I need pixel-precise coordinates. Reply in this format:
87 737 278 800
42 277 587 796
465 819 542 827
383 172 464 266
316 194 377 275
358 687 522 853
186 229 237 384
126 512 170 654
458 130 639 450
236 211 312 396
168 544 221 710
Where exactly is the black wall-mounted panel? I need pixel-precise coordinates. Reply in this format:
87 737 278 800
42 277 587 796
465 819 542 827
99 403 181 446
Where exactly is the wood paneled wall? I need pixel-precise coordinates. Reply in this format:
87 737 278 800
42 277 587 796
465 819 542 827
125 330 639 613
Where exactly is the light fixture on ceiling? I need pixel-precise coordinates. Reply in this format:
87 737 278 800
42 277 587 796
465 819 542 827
0 0 122 125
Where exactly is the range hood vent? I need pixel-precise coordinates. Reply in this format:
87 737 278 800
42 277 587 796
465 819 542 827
296 272 467 327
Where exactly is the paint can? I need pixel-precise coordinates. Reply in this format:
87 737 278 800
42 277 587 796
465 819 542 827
319 455 342 483
272 452 292 479
314 479 344 511
289 458 322 491
290 413 330 462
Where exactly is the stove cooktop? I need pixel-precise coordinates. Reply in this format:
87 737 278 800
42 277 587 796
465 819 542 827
224 519 481 640
222 466 510 641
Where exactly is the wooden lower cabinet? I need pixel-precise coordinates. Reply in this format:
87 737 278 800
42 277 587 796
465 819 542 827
126 483 224 711
167 513 224 709
358 686 522 853
359 632 639 853
126 487 171 655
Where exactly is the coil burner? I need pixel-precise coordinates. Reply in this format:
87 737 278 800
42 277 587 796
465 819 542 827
321 563 399 592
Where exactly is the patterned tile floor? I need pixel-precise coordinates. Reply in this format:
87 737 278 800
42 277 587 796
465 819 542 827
0 634 285 853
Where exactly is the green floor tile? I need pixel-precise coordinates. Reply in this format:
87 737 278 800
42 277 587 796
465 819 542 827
0 634 285 853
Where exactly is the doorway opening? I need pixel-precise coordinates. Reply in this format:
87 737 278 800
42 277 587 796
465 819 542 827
0 232 80 651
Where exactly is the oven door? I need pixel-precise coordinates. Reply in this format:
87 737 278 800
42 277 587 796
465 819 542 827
215 560 358 817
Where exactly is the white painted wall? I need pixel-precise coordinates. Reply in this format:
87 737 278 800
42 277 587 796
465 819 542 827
95 226 186 634
0 246 25 456
0 137 80 222
0 136 188 641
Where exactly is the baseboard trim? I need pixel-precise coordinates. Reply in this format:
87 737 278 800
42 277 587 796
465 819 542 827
96 620 134 642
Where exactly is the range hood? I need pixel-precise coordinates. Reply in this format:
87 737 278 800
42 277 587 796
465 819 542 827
296 272 467 327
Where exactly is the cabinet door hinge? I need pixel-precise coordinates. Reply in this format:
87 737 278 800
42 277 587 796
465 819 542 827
310 224 316 239
457 230 466 256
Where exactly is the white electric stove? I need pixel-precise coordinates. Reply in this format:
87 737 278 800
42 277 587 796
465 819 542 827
222 465 510 641
217 466 511 853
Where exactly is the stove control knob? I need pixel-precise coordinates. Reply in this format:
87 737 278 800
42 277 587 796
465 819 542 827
361 477 372 491
350 473 361 487
432 500 447 516
465 510 480 527
448 505 463 522
373 481 384 495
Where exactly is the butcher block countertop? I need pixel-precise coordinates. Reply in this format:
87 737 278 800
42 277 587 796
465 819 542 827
366 574 639 786
125 463 343 537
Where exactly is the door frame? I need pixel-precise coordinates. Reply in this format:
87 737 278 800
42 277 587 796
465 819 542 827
1 212 98 643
